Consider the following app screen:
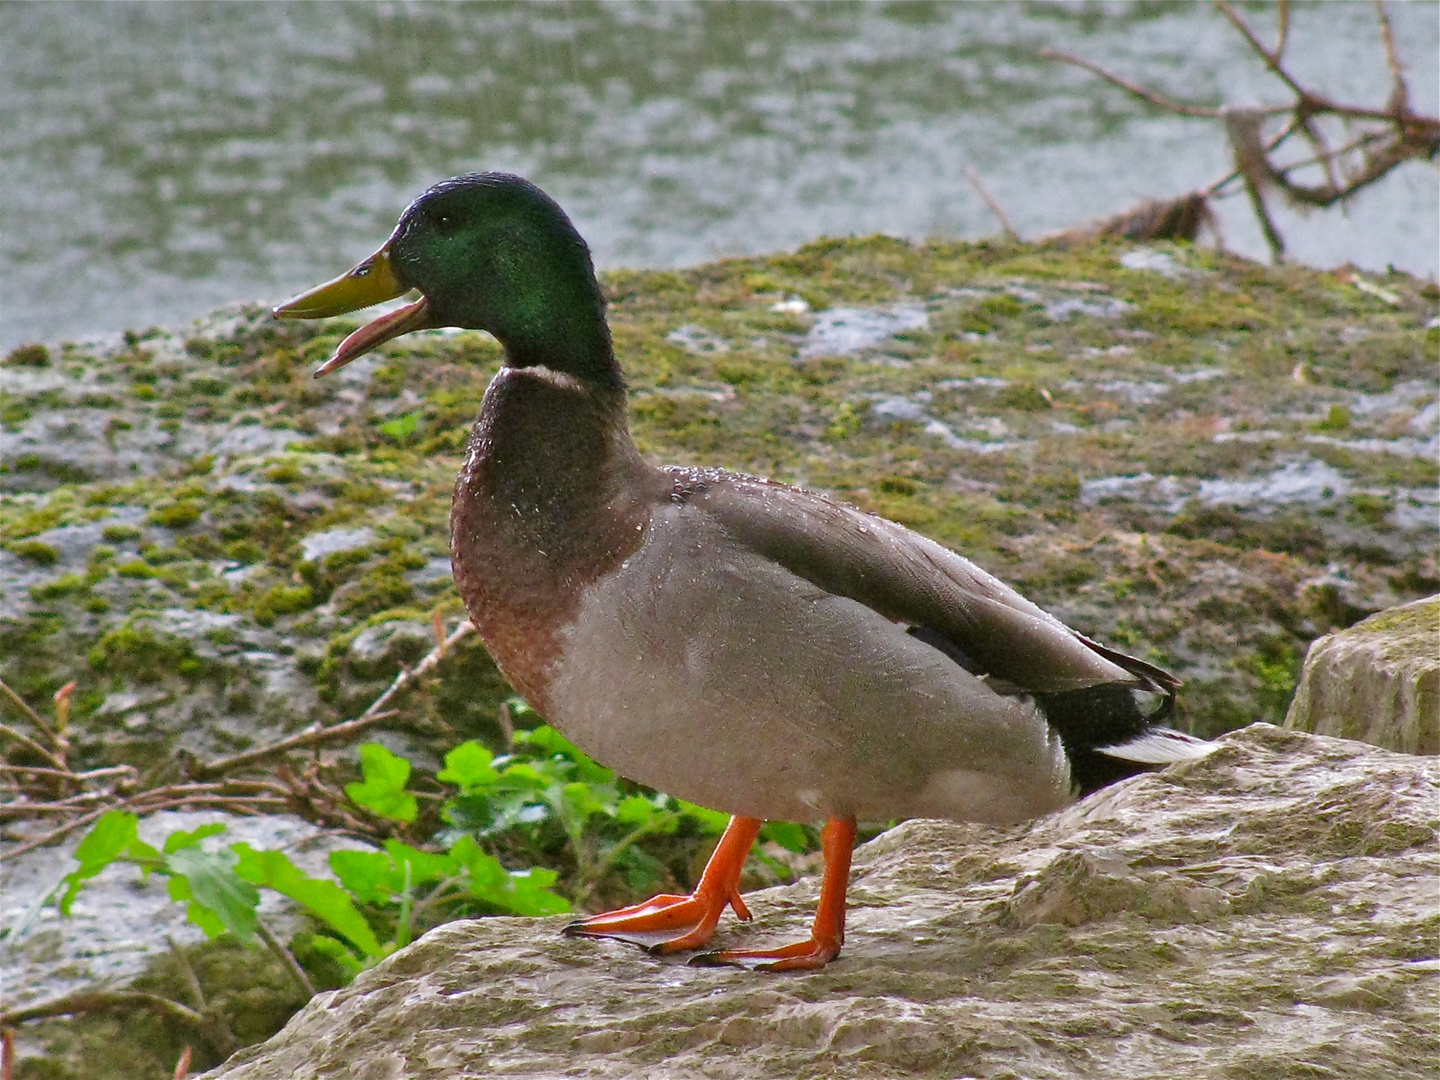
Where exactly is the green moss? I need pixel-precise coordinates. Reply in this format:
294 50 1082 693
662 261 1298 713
89 618 208 682
147 500 203 528
102 523 144 542
10 539 60 564
5 342 51 367
30 573 88 601
251 583 315 626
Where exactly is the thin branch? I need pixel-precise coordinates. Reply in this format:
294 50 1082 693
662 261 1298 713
189 620 475 780
167 935 237 1058
1215 0 1307 98
961 165 1020 240
1373 0 1408 112
186 710 399 780
1274 0 1290 59
0 723 67 773
0 990 209 1032
0 764 136 784
255 917 317 1000
1038 47 1229 118
0 679 59 746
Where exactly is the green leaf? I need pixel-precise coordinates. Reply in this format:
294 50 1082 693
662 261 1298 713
557 780 615 824
59 811 138 914
382 840 457 888
448 836 570 917
166 845 259 942
328 849 397 904
235 844 383 958
163 823 228 854
760 822 813 854
437 741 499 793
345 742 418 823
674 800 732 835
615 794 661 826
514 725 613 784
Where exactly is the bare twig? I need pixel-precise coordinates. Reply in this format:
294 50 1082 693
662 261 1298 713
0 764 136 785
1274 0 1290 59
189 620 475 780
0 723 67 773
0 990 209 1033
255 917 317 1000
1042 1 1438 261
1373 0 1408 111
1038 47 1230 118
0 678 60 746
186 710 399 781
961 165 1019 240
1215 0 1307 98
167 935 237 1058
173 1046 193 1080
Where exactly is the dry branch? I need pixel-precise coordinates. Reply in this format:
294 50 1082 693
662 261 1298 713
1041 0 1438 260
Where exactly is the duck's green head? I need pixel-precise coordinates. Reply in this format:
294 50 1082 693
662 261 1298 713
275 173 618 387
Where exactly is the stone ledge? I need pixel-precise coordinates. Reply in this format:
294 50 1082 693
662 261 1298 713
1285 595 1439 754
204 724 1440 1080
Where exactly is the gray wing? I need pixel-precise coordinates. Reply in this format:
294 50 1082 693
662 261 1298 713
681 469 1179 696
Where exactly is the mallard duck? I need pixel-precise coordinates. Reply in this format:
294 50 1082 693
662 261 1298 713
274 173 1214 971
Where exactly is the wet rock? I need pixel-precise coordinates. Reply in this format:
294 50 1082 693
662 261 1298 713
1284 595 1439 754
798 303 928 359
204 726 1439 1080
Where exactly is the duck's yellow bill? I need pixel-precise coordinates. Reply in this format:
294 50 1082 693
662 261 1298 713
272 246 435 377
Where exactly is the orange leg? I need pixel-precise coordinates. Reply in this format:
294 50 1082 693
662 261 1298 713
691 815 857 972
564 815 762 953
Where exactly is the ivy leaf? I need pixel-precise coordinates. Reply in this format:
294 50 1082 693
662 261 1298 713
674 800 732 835
382 840 457 888
163 823 228 853
59 811 138 914
235 843 383 959
328 849 397 904
346 742 418 823
514 726 614 785
165 845 259 942
449 836 570 916
437 741 499 794
760 821 813 853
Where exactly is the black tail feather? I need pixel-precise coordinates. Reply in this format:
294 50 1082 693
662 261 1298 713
1034 684 1161 796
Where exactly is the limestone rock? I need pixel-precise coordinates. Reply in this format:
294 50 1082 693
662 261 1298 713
1285 595 1439 754
203 725 1439 1080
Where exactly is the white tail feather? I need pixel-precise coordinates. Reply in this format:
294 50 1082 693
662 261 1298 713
1096 728 1217 765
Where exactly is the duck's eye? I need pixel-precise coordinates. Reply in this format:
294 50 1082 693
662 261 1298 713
435 212 457 232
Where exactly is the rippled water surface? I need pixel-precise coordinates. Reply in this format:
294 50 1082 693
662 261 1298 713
2 1 1436 349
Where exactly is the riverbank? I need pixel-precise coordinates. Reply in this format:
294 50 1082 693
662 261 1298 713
2 234 1436 1075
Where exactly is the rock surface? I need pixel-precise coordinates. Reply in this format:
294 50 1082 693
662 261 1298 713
1285 595 1439 754
204 725 1440 1080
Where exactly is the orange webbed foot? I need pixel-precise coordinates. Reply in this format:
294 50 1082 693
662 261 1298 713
689 933 842 971
563 816 761 955
564 887 750 953
688 815 855 972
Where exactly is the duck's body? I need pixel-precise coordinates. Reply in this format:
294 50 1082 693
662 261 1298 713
454 366 1072 826
277 172 1214 970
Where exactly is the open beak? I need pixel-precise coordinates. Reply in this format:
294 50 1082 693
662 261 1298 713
273 244 436 377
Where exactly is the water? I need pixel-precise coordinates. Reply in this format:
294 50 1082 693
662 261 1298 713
2 0 1436 351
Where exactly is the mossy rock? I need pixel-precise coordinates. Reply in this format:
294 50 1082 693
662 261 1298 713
1284 595 1439 754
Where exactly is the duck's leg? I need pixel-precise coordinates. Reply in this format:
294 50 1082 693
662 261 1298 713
564 815 762 953
691 815 856 972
